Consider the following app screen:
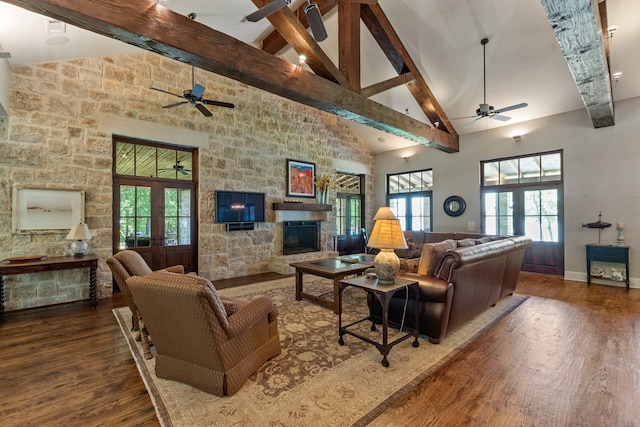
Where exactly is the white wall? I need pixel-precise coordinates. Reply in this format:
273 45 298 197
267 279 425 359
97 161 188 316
0 54 9 116
375 96 640 287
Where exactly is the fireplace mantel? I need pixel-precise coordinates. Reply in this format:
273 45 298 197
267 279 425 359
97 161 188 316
273 202 332 212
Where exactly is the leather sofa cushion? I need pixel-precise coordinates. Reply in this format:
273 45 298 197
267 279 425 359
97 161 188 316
417 239 457 276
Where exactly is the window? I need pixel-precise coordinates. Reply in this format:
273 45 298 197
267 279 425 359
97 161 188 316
336 173 365 255
481 150 562 242
387 169 432 231
115 139 194 180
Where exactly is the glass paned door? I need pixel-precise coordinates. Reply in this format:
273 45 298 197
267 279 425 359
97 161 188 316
114 179 196 272
483 191 514 236
120 185 152 249
524 189 559 242
482 186 563 275
164 188 192 246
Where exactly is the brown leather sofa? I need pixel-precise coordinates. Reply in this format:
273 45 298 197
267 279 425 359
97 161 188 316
368 235 533 344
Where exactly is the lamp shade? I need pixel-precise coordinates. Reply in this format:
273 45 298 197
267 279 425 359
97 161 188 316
66 223 92 241
367 207 407 285
367 208 407 250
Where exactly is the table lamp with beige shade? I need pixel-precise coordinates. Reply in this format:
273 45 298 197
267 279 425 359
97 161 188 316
366 207 408 284
67 223 92 257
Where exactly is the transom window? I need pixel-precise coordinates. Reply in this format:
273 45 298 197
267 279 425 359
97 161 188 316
388 169 433 193
482 151 562 186
115 138 194 181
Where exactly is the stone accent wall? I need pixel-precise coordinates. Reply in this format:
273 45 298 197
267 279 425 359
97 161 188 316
0 52 375 311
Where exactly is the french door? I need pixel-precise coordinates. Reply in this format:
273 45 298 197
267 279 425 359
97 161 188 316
483 185 563 275
113 178 197 273
336 194 364 254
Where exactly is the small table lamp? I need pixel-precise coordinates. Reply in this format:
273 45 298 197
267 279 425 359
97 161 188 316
367 207 408 285
67 223 92 257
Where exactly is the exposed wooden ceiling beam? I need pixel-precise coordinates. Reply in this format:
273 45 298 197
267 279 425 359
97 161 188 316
539 0 614 128
361 4 457 136
3 0 458 153
338 0 361 91
251 0 347 86
361 72 415 98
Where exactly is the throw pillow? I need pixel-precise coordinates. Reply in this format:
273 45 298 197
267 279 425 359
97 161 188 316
456 238 477 247
417 239 457 276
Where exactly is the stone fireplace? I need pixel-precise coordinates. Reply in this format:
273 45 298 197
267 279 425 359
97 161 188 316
283 221 321 255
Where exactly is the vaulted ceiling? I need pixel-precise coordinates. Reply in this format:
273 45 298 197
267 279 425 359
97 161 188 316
1 0 639 153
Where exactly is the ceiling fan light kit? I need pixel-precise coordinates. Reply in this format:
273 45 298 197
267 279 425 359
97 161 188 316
304 1 328 42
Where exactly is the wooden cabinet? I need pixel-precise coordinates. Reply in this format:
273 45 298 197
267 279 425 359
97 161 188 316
586 244 630 289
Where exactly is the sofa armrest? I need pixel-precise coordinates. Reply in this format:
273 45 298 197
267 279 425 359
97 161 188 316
398 273 452 303
226 296 277 337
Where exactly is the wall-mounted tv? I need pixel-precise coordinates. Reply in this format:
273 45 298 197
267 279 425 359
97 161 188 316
215 190 266 224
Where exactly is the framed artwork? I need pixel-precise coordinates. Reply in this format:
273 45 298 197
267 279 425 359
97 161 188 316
286 159 316 198
12 187 85 233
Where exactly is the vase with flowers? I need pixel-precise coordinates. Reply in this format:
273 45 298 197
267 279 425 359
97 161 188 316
315 174 333 204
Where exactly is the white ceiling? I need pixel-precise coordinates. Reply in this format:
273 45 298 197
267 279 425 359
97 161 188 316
1 0 638 153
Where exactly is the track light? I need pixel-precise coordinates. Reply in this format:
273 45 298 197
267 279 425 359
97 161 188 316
304 1 327 42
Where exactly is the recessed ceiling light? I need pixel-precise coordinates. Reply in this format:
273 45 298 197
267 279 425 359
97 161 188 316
377 137 385 143
45 36 69 46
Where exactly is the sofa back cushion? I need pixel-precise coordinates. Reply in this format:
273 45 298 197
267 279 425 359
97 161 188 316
417 239 457 276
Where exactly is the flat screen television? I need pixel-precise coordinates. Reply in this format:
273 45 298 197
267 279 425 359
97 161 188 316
215 190 266 224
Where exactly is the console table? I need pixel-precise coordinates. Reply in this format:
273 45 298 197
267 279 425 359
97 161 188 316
0 255 99 315
586 244 630 289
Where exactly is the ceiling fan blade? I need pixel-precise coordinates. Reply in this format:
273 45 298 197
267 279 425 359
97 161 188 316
304 2 328 42
178 168 189 175
163 101 188 108
195 103 213 117
493 102 528 114
463 116 485 128
150 87 183 98
191 83 205 99
491 114 511 122
202 99 235 109
450 114 478 121
244 0 291 22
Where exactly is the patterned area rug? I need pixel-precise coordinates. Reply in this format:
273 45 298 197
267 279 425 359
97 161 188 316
114 277 528 426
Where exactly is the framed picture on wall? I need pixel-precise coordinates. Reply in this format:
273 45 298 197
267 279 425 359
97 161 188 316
12 187 85 233
286 159 316 198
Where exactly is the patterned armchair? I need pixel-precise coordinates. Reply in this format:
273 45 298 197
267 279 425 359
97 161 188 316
106 250 186 358
126 271 281 396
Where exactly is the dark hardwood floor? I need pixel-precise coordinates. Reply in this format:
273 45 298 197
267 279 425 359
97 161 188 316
1 273 638 426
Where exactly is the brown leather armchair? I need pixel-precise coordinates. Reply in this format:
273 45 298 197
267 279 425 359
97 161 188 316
126 271 281 396
106 250 186 358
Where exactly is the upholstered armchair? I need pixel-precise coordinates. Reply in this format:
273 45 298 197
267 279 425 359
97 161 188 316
106 250 186 358
126 271 281 396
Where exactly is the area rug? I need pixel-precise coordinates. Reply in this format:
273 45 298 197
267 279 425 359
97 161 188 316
114 277 528 427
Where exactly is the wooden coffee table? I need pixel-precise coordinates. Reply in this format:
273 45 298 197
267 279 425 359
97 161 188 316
290 254 375 314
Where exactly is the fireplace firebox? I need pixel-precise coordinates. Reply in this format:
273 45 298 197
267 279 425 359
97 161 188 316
283 221 320 255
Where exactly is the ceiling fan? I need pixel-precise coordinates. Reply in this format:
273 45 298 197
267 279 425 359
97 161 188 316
149 65 235 117
453 38 528 128
245 0 328 42
160 161 191 176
